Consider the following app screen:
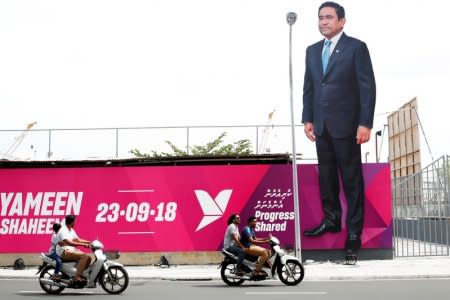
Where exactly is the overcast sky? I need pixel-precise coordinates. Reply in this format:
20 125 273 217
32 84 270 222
0 0 448 164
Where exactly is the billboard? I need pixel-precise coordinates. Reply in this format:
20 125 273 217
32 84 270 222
388 97 422 206
0 164 391 252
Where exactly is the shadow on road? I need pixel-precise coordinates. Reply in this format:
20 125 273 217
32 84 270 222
15 291 110 297
191 283 286 288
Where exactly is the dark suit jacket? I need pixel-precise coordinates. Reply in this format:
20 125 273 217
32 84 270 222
301 33 376 138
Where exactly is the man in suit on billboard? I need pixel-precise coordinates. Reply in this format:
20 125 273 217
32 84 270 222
301 1 376 256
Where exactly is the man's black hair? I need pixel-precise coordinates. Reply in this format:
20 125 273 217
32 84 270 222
247 216 257 224
319 1 345 19
52 223 61 232
65 214 76 226
227 214 239 225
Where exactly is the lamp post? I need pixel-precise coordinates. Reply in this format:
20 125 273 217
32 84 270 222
286 11 302 261
375 130 382 163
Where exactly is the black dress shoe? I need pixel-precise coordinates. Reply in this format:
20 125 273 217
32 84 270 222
303 222 341 237
344 248 357 265
345 235 361 251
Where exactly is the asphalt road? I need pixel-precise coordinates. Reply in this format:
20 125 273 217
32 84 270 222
3 278 450 300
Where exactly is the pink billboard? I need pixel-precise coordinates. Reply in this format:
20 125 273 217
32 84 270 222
0 164 391 253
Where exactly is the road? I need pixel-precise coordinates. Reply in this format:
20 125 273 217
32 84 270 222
3 278 449 300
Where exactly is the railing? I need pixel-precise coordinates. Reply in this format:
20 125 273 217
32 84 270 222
0 124 318 161
393 155 450 257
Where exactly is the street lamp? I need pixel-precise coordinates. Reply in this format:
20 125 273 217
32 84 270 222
286 11 302 261
375 130 382 163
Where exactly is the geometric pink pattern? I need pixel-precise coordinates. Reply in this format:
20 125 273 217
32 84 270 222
299 164 392 249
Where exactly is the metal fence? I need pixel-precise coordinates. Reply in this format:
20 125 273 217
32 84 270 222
393 155 450 257
0 124 319 161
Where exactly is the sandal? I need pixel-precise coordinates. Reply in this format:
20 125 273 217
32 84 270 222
71 276 86 283
51 274 62 281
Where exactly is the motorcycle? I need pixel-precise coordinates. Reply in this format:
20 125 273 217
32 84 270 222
37 240 129 294
219 236 305 286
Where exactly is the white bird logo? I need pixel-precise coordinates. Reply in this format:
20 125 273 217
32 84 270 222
194 189 232 232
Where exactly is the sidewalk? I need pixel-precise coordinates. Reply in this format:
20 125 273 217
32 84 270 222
1 257 450 281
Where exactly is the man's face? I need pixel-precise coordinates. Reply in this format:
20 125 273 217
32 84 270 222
249 219 257 228
318 7 345 39
233 215 241 224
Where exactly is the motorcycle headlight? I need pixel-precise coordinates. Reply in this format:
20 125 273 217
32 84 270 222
91 240 104 249
273 245 285 255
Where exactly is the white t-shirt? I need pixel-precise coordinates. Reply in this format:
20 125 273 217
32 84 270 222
48 233 61 254
223 223 239 249
56 225 79 256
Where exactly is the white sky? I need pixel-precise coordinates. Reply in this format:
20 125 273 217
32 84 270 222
0 0 449 164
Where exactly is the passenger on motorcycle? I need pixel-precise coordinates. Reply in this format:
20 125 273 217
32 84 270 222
47 223 63 281
223 214 246 276
56 215 92 283
240 216 271 277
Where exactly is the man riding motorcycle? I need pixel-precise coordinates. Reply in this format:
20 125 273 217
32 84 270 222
240 216 271 276
56 215 92 283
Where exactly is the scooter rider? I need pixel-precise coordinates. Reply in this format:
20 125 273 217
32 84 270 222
240 216 271 276
223 214 246 276
47 223 63 281
56 215 92 283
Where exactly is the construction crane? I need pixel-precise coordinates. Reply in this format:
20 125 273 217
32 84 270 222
1 122 37 160
258 110 275 154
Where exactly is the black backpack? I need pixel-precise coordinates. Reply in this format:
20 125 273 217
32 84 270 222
13 258 25 270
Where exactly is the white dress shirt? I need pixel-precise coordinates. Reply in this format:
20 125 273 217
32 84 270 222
322 30 344 57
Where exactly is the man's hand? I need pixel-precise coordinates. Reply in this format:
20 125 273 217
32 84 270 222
304 122 316 142
356 126 371 144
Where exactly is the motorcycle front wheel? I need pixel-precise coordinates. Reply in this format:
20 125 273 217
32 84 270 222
220 261 244 286
39 265 65 294
277 260 305 286
99 265 129 294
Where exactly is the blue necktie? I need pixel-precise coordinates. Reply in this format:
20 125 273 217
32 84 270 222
322 40 332 74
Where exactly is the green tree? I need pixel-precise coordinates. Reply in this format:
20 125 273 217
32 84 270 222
129 132 252 158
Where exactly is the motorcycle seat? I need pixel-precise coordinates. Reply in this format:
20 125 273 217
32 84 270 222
221 249 258 262
244 255 258 262
42 253 78 263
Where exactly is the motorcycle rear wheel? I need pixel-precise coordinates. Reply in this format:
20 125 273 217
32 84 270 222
39 265 65 294
220 261 245 286
277 260 305 286
99 265 129 294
